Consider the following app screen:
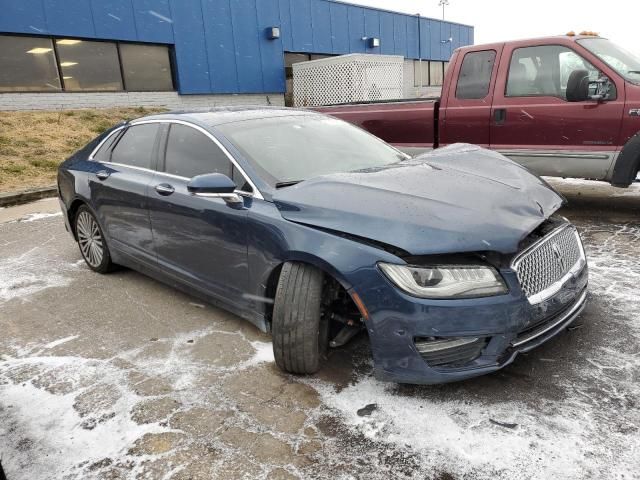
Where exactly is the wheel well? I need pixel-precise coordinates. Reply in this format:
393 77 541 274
264 261 362 333
611 133 640 187
67 199 86 239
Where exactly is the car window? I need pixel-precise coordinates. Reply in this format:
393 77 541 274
232 166 252 193
110 124 159 169
164 124 232 179
455 50 496 100
217 115 406 187
506 45 600 100
93 129 124 162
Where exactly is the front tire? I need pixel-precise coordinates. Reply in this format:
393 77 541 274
75 206 114 274
272 262 328 374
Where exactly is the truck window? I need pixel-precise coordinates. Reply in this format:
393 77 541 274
455 50 496 100
506 45 601 100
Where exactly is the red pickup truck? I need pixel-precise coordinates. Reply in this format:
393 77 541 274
318 35 640 187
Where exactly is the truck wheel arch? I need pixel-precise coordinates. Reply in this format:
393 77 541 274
611 132 640 187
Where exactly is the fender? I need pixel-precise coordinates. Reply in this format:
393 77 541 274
278 250 355 292
611 132 640 187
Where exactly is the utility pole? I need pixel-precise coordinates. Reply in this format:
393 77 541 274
438 0 449 20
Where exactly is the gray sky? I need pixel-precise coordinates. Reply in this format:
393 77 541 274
346 0 640 56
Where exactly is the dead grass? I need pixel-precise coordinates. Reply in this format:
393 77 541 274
0 107 167 193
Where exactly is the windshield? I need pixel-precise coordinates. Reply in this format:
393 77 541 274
216 115 407 187
578 38 640 83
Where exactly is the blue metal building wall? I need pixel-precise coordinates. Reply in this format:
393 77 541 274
0 0 473 95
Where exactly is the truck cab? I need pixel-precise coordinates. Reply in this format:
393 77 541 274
319 35 640 187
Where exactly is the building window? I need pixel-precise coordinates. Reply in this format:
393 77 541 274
415 60 446 87
56 39 122 91
429 61 444 86
414 60 429 87
0 35 61 92
0 34 174 93
120 43 173 91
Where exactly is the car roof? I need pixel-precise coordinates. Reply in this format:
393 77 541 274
134 106 321 128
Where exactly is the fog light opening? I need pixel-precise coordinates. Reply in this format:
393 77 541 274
414 336 488 368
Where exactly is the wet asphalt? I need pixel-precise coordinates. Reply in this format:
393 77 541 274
0 179 638 480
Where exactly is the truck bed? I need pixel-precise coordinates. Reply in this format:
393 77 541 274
314 98 439 151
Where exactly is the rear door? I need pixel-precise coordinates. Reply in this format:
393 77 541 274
90 123 160 263
440 47 503 147
490 43 625 179
147 122 251 307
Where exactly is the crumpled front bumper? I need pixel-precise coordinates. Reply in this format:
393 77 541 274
358 263 588 385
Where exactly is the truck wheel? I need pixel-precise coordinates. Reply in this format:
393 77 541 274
272 262 328 374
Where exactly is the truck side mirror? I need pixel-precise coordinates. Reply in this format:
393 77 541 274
566 69 590 102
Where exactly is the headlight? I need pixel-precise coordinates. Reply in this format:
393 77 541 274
378 263 508 299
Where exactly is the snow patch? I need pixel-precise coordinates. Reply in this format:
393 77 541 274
247 341 275 366
0 222 84 302
312 377 600 479
19 212 63 222
0 251 73 302
0 356 170 479
42 335 79 350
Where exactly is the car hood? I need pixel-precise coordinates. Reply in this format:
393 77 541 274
272 144 565 256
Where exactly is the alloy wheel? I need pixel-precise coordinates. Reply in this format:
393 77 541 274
77 211 104 268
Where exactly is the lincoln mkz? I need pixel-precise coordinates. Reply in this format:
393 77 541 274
57 108 588 384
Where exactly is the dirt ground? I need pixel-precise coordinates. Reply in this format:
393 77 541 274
0 108 165 194
0 178 638 480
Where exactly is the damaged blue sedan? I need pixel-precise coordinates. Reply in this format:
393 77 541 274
57 108 588 384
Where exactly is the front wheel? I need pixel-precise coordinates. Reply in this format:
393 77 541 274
75 206 114 274
272 262 328 374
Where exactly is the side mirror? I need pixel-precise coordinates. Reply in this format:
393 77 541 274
566 69 590 102
187 173 243 204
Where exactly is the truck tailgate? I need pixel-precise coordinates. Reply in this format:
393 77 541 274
314 99 439 152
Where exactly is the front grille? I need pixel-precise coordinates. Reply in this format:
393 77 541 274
513 226 585 303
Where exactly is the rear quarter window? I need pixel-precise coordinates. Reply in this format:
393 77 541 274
92 129 124 162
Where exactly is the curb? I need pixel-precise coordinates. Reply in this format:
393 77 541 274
0 186 57 208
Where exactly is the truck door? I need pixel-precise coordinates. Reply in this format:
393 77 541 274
440 46 503 148
490 43 625 180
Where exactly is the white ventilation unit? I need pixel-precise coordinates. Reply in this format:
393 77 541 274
292 54 404 107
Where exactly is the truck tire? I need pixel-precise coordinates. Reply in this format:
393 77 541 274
611 132 640 187
272 262 328 374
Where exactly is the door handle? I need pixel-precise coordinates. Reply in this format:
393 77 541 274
494 108 507 125
96 170 111 180
155 183 175 196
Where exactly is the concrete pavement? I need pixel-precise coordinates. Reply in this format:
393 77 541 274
0 179 638 479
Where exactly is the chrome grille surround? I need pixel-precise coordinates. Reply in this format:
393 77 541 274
512 225 586 304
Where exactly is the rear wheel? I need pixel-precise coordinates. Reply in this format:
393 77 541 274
75 206 114 274
272 262 328 374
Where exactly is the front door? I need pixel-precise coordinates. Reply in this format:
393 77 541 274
147 122 250 307
90 123 160 263
490 43 625 180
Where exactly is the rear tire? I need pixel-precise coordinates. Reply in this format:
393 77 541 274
272 262 328 374
75 205 114 274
